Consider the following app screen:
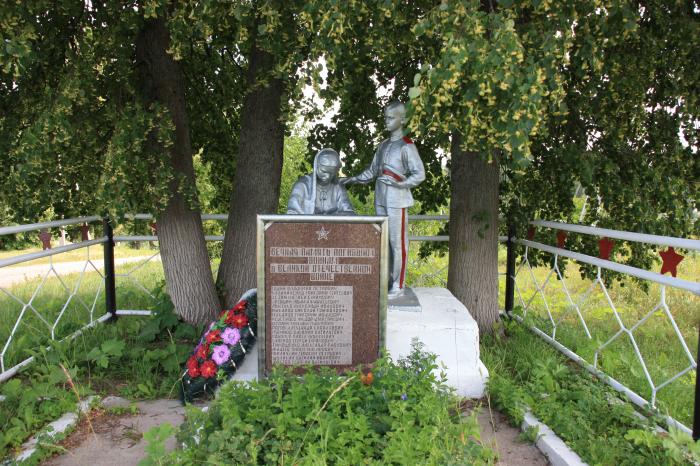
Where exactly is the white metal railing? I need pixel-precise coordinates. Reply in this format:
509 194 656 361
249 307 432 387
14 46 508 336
511 221 698 434
0 217 110 382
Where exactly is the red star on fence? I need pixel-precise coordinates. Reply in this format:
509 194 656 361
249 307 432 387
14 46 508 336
80 223 90 241
556 231 567 248
39 230 52 250
659 247 684 278
598 238 615 260
150 222 158 235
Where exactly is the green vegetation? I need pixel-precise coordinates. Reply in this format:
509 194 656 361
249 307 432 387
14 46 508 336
0 296 198 460
506 251 698 427
144 344 496 465
0 261 165 370
408 235 697 426
0 223 695 462
482 321 700 465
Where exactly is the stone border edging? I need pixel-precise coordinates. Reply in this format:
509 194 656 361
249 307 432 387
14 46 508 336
521 410 587 466
14 396 97 464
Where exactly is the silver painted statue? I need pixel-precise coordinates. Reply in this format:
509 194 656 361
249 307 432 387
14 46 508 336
287 148 355 215
342 101 425 297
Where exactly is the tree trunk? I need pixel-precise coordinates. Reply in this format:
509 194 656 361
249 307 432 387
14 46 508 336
135 17 220 325
216 43 285 308
447 133 500 334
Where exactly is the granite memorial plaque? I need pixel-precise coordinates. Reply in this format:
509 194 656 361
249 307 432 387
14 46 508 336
257 215 388 376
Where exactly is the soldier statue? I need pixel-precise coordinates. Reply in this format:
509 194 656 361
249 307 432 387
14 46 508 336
287 148 355 215
342 101 425 297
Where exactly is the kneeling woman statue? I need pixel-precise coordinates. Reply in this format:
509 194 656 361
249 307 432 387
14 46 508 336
287 148 355 215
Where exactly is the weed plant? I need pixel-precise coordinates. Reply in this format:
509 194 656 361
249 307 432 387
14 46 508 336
145 343 496 465
482 321 700 466
407 239 697 426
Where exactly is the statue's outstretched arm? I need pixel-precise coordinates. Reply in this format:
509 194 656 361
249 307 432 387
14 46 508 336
347 143 383 185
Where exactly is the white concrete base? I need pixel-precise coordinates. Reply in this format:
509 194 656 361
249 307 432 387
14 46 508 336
522 411 587 466
386 287 488 398
234 287 488 398
233 342 258 382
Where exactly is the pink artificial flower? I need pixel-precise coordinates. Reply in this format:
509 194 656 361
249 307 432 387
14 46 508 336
211 344 231 366
222 327 241 346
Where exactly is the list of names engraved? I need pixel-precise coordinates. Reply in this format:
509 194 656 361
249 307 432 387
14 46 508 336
271 285 353 365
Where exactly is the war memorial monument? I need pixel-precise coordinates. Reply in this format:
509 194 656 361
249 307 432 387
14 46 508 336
235 102 488 397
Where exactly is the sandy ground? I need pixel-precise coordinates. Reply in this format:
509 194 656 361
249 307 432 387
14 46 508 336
476 404 549 465
0 256 160 289
41 398 548 466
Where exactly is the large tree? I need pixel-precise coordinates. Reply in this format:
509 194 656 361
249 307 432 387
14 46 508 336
1 0 315 323
0 2 241 324
307 0 698 333
2 1 696 331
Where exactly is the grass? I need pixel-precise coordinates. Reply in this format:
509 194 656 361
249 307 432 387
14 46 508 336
0 224 696 431
0 300 199 460
482 321 700 465
0 259 166 372
505 250 698 427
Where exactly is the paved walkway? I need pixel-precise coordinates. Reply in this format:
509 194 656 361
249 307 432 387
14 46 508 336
42 398 185 466
0 257 160 289
41 398 548 465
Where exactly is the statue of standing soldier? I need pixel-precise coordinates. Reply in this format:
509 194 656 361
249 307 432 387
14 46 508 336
342 101 425 297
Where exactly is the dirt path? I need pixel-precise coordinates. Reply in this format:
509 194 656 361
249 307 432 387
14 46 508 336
476 404 549 465
41 398 548 465
0 256 160 289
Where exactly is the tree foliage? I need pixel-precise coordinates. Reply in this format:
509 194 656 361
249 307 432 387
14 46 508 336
1 0 697 328
304 0 698 330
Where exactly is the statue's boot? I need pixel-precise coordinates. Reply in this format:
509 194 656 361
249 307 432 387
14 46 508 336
388 282 404 298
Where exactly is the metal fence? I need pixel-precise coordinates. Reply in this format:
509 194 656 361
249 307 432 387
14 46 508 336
0 214 697 438
502 220 699 437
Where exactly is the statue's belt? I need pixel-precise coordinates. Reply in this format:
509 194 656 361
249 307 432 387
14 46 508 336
382 168 405 182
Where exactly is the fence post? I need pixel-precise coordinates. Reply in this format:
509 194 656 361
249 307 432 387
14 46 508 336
694 325 699 441
103 217 117 321
504 223 516 317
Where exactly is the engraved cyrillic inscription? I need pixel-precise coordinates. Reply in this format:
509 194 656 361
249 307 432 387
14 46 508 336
271 285 353 365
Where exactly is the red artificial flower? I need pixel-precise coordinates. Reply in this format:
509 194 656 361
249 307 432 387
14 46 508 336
186 356 200 378
230 313 249 329
195 344 210 360
200 360 217 379
360 371 374 386
205 329 222 344
233 301 247 313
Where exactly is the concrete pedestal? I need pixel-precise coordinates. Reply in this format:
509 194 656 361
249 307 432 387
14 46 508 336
385 287 488 398
233 287 488 398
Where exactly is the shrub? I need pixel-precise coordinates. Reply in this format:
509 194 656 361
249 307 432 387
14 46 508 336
147 342 496 465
